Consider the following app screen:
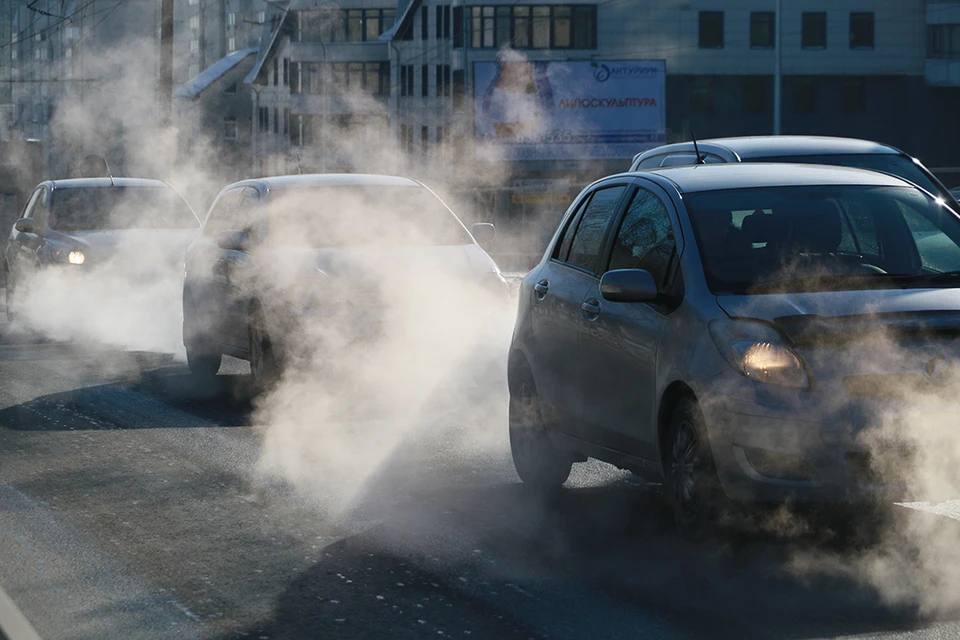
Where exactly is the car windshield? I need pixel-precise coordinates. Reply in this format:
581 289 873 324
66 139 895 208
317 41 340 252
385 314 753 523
757 153 957 207
265 185 473 248
50 185 198 231
685 185 960 294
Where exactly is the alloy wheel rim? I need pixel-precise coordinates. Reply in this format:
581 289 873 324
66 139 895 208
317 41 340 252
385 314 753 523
671 419 703 519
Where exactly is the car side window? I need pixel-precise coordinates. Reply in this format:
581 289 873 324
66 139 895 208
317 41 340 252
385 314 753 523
236 187 264 241
20 188 42 220
565 185 627 273
636 155 665 169
32 188 50 228
607 187 677 286
202 189 244 237
553 195 591 261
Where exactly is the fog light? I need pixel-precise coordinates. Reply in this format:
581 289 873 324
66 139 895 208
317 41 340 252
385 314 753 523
68 251 85 265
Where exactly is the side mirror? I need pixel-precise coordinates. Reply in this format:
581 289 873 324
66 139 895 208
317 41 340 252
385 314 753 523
14 217 36 234
471 222 496 246
600 269 660 303
215 229 251 251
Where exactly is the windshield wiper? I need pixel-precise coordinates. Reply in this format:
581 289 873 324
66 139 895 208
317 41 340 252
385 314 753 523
910 270 960 285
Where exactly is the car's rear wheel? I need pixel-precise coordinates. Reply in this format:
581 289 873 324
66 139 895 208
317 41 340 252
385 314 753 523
185 340 221 377
249 305 280 393
666 398 723 538
509 368 572 490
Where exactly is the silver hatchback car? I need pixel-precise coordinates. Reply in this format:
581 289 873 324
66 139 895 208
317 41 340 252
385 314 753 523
508 163 960 534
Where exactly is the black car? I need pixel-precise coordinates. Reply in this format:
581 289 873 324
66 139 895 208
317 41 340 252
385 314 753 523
3 178 199 321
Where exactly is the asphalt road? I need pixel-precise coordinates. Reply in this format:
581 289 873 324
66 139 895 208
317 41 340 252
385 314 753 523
3 293 960 639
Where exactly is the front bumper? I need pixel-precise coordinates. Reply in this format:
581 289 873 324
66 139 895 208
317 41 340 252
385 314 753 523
701 372 927 503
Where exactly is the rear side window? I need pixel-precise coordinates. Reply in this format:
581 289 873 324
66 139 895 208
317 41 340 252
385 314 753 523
565 185 627 273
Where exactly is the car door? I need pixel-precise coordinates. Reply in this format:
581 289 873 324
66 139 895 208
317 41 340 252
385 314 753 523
529 183 628 438
218 187 263 348
578 182 682 461
184 187 244 348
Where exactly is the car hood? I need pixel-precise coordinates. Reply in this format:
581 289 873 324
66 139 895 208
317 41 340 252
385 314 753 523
49 228 199 251
716 289 960 345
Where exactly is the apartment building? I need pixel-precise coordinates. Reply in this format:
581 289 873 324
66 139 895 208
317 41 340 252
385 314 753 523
174 0 262 84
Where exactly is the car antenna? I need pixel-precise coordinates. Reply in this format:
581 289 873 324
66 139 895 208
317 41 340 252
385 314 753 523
103 157 116 186
691 130 705 165
296 152 303 175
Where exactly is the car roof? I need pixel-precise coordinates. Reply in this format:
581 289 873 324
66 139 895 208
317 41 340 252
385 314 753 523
639 136 901 161
48 177 170 189
630 163 912 194
238 173 422 191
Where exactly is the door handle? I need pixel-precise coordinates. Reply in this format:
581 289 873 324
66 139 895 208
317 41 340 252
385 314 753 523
581 299 601 319
534 280 549 300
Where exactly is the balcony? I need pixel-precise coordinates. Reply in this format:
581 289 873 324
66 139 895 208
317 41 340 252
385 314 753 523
290 41 388 63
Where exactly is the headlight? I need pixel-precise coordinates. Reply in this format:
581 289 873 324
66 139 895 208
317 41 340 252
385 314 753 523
709 319 810 388
68 251 85 265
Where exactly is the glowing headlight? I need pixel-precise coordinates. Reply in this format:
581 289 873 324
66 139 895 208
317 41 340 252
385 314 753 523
68 251 85 265
709 319 810 388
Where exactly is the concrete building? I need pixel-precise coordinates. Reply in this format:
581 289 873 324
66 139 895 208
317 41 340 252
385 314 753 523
173 0 263 84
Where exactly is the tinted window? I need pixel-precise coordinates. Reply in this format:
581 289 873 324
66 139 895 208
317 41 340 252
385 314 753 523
266 185 472 248
20 188 42 220
608 188 676 285
566 186 625 272
553 196 589 260
685 185 960 294
50 186 198 231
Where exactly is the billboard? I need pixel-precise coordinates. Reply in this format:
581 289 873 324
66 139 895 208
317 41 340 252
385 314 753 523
473 59 665 162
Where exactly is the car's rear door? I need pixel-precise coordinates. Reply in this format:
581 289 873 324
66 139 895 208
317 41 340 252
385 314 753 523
529 182 629 438
578 180 683 461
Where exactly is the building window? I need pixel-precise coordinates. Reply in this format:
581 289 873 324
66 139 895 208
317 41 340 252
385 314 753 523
228 12 237 27
437 64 451 98
421 6 428 39
421 125 429 155
467 5 595 49
189 15 200 30
224 82 238 95
421 65 429 97
283 58 289 86
296 9 396 43
224 117 238 139
258 106 269 132
928 24 960 60
691 78 714 115
841 78 867 114
850 12 874 49
290 62 301 93
802 12 827 49
437 5 450 39
742 76 768 115
228 36 236 52
699 11 723 49
315 61 389 95
452 69 465 110
273 58 279 86
453 6 464 46
400 124 414 154
793 78 817 114
189 63 199 78
751 12 775 49
273 107 279 134
190 39 199 53
283 107 290 136
400 64 414 96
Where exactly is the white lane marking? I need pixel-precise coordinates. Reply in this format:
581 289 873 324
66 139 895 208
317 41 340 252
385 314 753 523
896 500 960 520
0 583 42 640
168 599 201 622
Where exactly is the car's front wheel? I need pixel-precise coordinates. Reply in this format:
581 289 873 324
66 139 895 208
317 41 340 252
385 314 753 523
666 398 723 538
249 305 280 393
509 370 572 490
185 341 222 377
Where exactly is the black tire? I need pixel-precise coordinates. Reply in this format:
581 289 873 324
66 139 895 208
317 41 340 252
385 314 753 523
666 398 723 538
249 305 281 393
185 341 222 377
4 267 17 323
509 368 572 489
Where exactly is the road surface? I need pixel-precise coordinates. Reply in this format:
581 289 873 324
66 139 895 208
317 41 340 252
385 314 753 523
1 293 960 639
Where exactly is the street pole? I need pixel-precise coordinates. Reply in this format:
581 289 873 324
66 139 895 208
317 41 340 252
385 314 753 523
773 0 782 135
160 0 174 128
